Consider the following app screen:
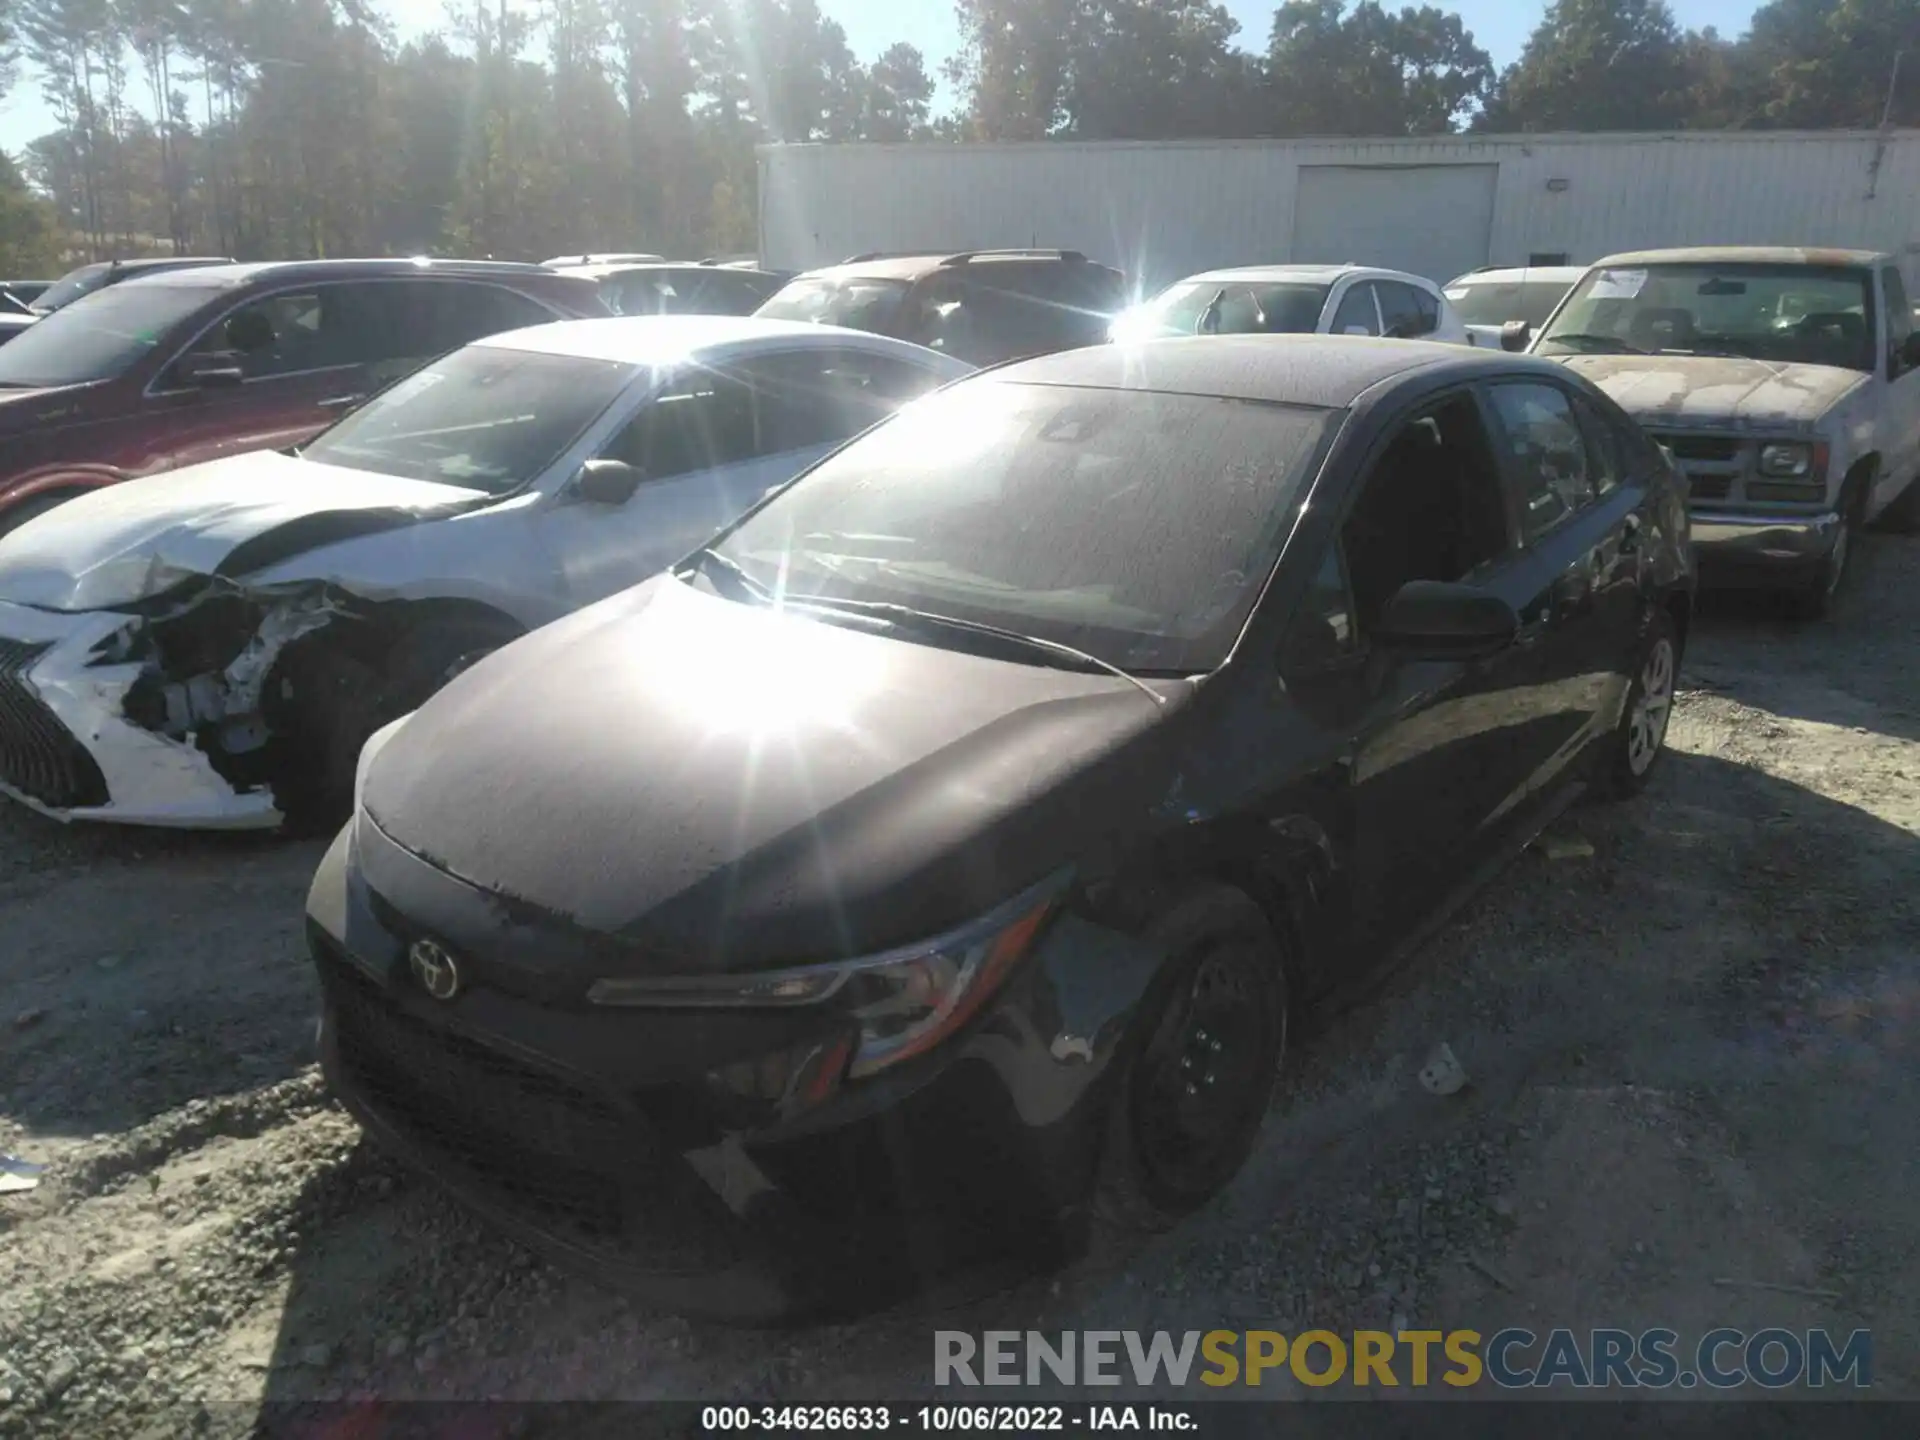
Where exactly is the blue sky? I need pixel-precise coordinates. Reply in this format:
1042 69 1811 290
0 0 1762 153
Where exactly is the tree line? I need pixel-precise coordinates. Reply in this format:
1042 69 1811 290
0 0 1916 275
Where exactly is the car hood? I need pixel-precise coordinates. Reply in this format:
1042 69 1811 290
0 451 493 612
363 576 1191 970
1556 354 1867 430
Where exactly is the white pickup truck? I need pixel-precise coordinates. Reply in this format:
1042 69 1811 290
1525 246 1920 618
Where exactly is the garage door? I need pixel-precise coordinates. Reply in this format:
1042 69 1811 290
1290 165 1497 283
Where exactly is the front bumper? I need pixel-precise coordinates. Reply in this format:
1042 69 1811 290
0 599 278 828
1689 509 1841 577
306 818 1163 1320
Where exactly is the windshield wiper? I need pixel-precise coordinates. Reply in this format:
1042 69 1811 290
782 594 1170 708
679 545 773 604
1538 333 1649 355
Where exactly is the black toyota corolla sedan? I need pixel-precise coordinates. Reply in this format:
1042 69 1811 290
306 336 1694 1319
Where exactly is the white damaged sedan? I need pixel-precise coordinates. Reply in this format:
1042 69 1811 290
0 316 969 829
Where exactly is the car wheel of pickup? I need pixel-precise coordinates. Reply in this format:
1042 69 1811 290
1094 884 1289 1232
1789 478 1866 620
1598 608 1678 800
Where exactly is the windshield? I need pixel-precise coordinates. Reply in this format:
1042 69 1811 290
754 276 911 333
1537 263 1876 371
1444 280 1571 329
710 381 1335 673
1114 281 1330 341
300 344 634 494
32 262 115 314
0 283 213 387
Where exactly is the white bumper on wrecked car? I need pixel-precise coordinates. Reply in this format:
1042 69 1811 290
0 599 282 828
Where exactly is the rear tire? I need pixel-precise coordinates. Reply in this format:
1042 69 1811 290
1597 607 1678 800
1788 476 1865 620
1093 884 1290 1232
1877 471 1920 534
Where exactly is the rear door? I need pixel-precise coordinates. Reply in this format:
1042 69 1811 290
1477 378 1646 822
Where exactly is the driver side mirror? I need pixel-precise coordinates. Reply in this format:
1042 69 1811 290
1499 320 1532 352
1374 580 1519 660
180 353 245 389
575 457 643 505
1898 331 1920 370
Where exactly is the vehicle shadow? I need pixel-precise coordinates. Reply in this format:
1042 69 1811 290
1684 531 1920 744
0 802 326 1142
241 741 1920 1409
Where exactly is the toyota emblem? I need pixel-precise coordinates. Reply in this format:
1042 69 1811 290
408 938 462 1001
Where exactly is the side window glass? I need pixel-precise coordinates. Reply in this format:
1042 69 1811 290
1283 542 1358 673
604 369 758 481
1487 382 1596 545
1339 395 1512 636
1412 284 1440 332
1376 282 1428 338
1572 395 1624 496
1881 267 1911 358
1330 282 1379 336
178 289 343 380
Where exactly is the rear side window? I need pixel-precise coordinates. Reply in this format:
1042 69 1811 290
1487 382 1596 544
1330 283 1380 336
1882 267 1911 348
1376 282 1436 338
1572 394 1625 496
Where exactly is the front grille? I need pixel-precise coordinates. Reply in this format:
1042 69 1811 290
321 948 737 1269
0 638 109 809
1659 435 1741 463
1687 475 1733 501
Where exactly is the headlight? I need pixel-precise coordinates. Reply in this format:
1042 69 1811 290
1758 442 1818 479
586 870 1069 1078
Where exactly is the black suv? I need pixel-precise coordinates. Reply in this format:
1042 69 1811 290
754 249 1126 366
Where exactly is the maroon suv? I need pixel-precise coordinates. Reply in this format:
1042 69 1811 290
0 258 607 533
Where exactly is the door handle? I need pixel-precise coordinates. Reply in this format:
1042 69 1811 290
318 393 366 410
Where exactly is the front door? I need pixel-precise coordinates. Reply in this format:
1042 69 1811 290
1877 266 1920 511
1283 391 1564 942
155 284 378 469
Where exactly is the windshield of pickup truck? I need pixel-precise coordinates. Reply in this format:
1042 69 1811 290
1537 263 1876 372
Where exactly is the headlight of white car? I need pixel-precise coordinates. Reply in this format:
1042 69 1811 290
1758 442 1819 479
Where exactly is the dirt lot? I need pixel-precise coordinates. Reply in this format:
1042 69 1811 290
2 534 1916 1434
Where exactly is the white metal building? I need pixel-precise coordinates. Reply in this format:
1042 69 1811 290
757 130 1920 289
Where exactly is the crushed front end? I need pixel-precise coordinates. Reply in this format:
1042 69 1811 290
0 582 374 828
306 806 1166 1320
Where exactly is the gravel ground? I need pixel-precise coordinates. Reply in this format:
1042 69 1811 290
2 533 1917 1435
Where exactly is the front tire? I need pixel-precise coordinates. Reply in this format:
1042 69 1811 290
1094 885 1290 1232
1788 477 1866 620
280 615 519 831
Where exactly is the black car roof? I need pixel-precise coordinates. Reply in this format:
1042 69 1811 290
985 335 1572 407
